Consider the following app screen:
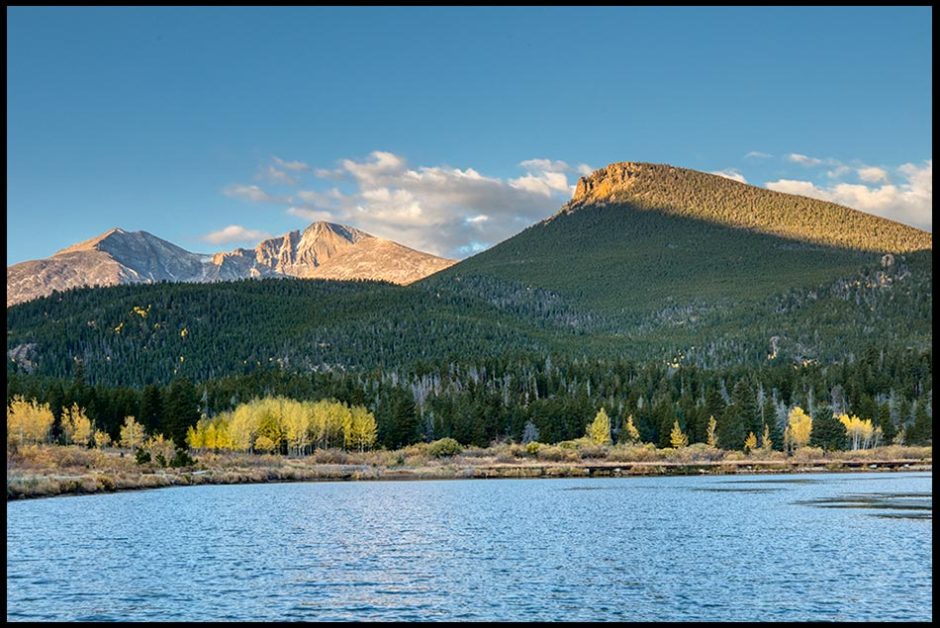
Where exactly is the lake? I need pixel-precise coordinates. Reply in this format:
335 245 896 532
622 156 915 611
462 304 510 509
6 472 932 621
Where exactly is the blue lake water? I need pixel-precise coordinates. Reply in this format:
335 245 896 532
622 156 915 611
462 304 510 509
6 472 932 621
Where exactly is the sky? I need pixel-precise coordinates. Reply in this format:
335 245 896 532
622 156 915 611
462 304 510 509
7 6 933 264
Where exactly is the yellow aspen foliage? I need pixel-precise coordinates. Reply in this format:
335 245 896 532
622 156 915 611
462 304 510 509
63 403 93 446
254 435 276 453
760 423 773 451
94 430 111 449
622 414 640 444
784 406 812 452
6 396 54 446
838 414 875 450
706 416 718 448
669 420 689 449
586 408 612 445
119 416 146 449
743 431 758 453
283 401 311 456
203 421 218 451
345 406 378 452
228 405 257 452
211 417 233 450
186 425 203 450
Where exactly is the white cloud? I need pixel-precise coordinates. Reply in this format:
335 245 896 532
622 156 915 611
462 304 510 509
577 163 594 176
223 184 285 204
519 159 570 173
243 151 579 257
273 157 310 171
745 151 773 159
765 160 932 231
201 225 273 245
787 153 825 167
710 169 748 184
858 166 888 183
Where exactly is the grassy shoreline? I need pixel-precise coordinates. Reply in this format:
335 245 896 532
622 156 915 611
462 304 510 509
6 444 932 501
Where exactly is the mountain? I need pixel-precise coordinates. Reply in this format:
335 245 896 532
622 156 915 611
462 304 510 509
7 162 931 386
430 161 930 314
6 222 455 306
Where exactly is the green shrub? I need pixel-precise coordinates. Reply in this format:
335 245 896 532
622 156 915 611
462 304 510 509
170 448 195 468
427 438 463 458
134 448 152 465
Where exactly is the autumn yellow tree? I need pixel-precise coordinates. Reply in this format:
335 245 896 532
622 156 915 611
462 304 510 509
120 416 146 449
759 423 773 452
838 414 875 451
94 430 112 449
705 416 718 448
669 420 688 449
6 396 54 446
62 403 93 447
283 400 311 456
586 408 612 445
743 431 757 453
622 414 640 444
186 424 204 450
784 406 812 453
344 406 378 452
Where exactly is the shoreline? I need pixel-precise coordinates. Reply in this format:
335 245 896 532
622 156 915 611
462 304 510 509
7 457 932 501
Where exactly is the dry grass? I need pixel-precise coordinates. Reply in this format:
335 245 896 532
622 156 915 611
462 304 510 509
7 443 931 500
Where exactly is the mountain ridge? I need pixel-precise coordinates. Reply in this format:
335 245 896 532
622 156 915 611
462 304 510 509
7 221 455 306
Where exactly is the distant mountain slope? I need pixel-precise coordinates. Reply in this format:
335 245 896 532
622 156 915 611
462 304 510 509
6 222 455 306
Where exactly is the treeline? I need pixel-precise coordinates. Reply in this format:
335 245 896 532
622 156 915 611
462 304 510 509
6 346 932 452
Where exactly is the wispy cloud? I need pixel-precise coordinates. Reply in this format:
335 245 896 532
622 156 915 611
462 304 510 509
222 184 286 204
201 224 273 245
786 153 825 167
260 165 298 185
744 151 773 160
273 157 310 171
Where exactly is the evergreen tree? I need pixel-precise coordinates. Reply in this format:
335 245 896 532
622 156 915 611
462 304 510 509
139 385 163 436
717 405 747 451
378 388 420 450
877 403 897 443
907 403 932 445
809 406 847 451
47 382 65 444
165 378 200 449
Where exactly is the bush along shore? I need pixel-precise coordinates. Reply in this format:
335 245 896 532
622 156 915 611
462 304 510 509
7 441 932 501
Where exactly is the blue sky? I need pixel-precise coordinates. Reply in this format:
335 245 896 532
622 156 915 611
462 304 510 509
7 6 932 263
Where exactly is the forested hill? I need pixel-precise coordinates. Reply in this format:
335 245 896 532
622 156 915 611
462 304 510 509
6 162 932 387
563 162 931 253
